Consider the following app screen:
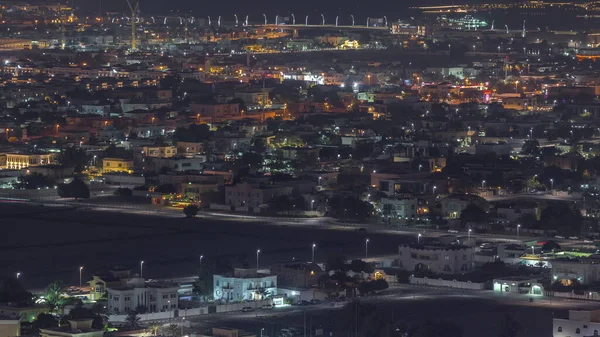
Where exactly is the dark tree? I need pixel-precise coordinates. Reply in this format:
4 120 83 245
13 173 55 190
32 313 58 331
183 204 199 218
57 179 90 199
328 195 374 220
58 147 90 173
173 124 211 143
460 203 488 225
540 202 582 235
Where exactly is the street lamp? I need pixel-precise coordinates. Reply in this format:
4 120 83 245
365 239 369 259
531 246 535 255
261 329 265 337
312 243 316 263
433 185 437 195
79 266 83 289
199 254 204 263
468 229 472 239
418 233 422 243
482 180 486 189
550 178 554 190
140 260 144 278
311 199 315 211
318 176 322 186
256 249 260 270
517 224 521 239
16 272 20 279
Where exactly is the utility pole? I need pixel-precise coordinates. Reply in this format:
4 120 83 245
126 0 140 50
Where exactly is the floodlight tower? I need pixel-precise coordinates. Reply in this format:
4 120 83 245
126 0 140 50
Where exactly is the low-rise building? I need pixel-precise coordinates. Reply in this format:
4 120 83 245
398 244 475 274
103 158 134 174
213 268 277 303
107 279 179 314
40 319 103 337
554 310 600 337
441 194 489 219
551 257 600 285
492 276 543 295
0 153 54 169
0 319 19 337
225 183 294 209
0 305 48 323
380 197 420 219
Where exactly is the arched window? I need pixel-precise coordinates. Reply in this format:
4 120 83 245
558 327 562 332
593 329 598 336
576 328 581 334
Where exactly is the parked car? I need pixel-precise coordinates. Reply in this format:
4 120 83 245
297 300 310 306
242 307 254 312
569 236 580 240
448 230 458 233
357 228 367 232
262 304 274 309
584 239 595 243
288 328 302 335
309 299 322 305
555 235 565 239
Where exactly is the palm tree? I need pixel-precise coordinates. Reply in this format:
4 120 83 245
125 311 141 330
147 324 161 337
255 288 272 300
381 204 394 224
43 281 66 314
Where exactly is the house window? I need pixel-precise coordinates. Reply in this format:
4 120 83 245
576 328 581 334
593 329 597 336
558 327 562 332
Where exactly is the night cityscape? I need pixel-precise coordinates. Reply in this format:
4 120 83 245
4 1 600 337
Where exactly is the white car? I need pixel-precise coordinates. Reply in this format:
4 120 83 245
555 235 565 239
584 240 594 243
569 236 580 240
448 230 458 233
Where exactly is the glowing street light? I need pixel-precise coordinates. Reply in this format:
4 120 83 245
311 199 315 211
482 180 486 189
16 272 20 279
79 266 83 289
517 224 521 239
468 229 472 239
312 243 316 263
321 14 325 26
550 178 554 190
140 260 144 278
262 14 267 25
350 14 355 26
365 238 369 259
199 254 204 263
256 249 261 269
418 233 422 243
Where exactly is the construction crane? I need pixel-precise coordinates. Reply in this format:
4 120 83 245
126 0 140 50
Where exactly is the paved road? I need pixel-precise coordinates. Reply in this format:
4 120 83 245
176 285 600 337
